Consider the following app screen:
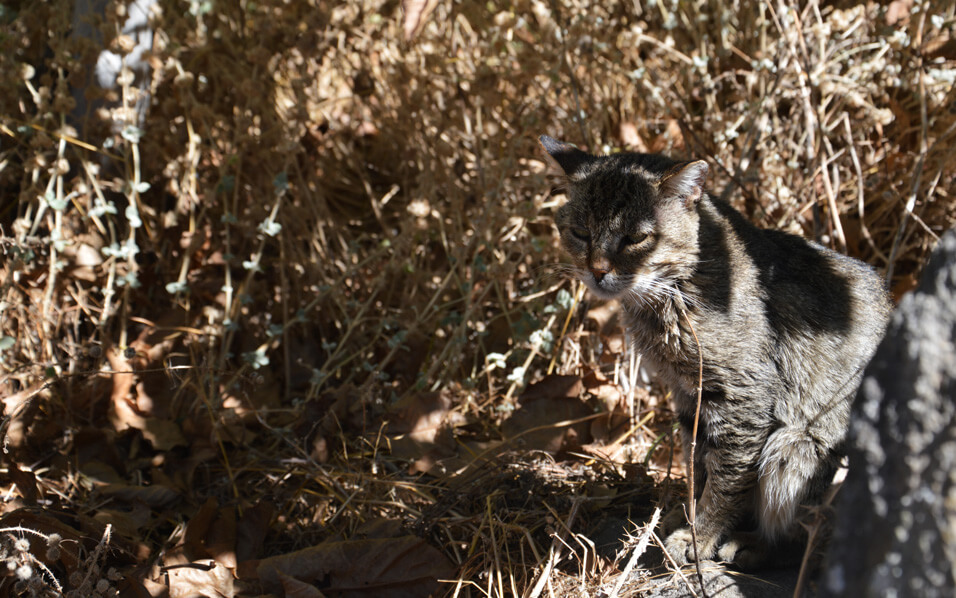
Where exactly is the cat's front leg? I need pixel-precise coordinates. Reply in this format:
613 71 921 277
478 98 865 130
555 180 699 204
664 422 761 565
663 472 724 564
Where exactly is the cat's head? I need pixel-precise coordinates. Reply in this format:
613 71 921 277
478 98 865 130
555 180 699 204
540 135 708 303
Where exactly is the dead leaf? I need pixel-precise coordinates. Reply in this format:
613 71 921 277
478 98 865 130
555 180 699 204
7 462 38 504
93 504 152 539
254 535 454 597
386 390 461 443
120 577 164 598
386 390 466 473
99 482 181 508
205 506 237 569
75 427 127 475
892 273 919 302
106 345 187 450
236 501 274 564
619 122 648 152
138 418 188 451
100 323 189 450
502 375 593 453
587 409 632 447
278 570 328 597
885 0 913 26
650 119 685 153
584 301 621 334
162 441 219 494
402 0 443 41
164 560 234 598
1 380 48 418
582 368 626 412
517 374 582 403
182 498 219 560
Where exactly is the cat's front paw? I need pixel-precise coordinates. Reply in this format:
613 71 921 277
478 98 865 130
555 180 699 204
663 527 718 565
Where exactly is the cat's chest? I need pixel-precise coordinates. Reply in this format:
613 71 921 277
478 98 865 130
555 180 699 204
624 305 700 387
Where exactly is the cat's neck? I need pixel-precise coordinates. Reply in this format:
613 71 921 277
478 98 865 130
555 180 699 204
621 279 698 338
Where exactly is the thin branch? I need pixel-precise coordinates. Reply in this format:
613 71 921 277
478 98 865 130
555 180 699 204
609 506 662 598
684 312 709 597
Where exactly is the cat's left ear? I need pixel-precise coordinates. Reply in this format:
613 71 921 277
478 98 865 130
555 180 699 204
539 135 591 179
660 160 709 206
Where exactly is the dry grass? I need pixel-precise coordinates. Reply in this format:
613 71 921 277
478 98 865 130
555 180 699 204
0 0 954 595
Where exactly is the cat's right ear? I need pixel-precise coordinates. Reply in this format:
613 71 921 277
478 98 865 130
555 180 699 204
660 160 708 207
539 135 591 179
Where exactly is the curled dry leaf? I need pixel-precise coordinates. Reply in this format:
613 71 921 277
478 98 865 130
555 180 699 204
885 0 913 26
106 346 187 450
165 560 235 598
402 0 443 40
619 122 648 152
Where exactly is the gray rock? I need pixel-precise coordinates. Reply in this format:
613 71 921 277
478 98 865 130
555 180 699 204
821 229 956 597
636 562 799 598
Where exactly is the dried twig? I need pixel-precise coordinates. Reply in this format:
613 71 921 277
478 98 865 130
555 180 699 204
684 314 710 598
608 506 661 598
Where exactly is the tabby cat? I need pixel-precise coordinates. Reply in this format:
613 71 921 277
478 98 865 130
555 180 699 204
540 135 892 568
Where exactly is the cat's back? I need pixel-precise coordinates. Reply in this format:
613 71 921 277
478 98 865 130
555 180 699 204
701 196 891 350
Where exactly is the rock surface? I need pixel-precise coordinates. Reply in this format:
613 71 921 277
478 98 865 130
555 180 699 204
636 562 799 598
821 229 956 597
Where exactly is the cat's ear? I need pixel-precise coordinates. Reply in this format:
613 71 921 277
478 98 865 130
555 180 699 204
660 160 708 206
539 135 591 179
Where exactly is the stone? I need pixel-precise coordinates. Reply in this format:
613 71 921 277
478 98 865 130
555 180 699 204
821 230 956 597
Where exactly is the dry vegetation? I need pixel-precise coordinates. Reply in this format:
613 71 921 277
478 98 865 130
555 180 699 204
0 0 954 595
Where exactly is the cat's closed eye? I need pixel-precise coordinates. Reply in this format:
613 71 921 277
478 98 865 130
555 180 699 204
619 233 648 251
570 227 590 242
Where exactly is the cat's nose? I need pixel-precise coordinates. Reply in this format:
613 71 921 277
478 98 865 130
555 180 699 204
589 257 611 282
589 264 610 282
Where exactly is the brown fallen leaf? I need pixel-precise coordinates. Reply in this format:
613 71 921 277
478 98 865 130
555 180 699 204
649 118 685 153
584 300 621 334
502 374 593 453
386 390 462 443
278 570 327 597
121 576 164 598
179 497 237 567
138 417 189 451
99 482 181 509
236 501 274 564
619 122 648 152
205 505 237 570
106 347 187 450
7 462 38 504
164 560 235 598
386 390 466 473
253 535 454 597
92 504 152 539
402 0 443 41
582 367 626 413
885 0 913 26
